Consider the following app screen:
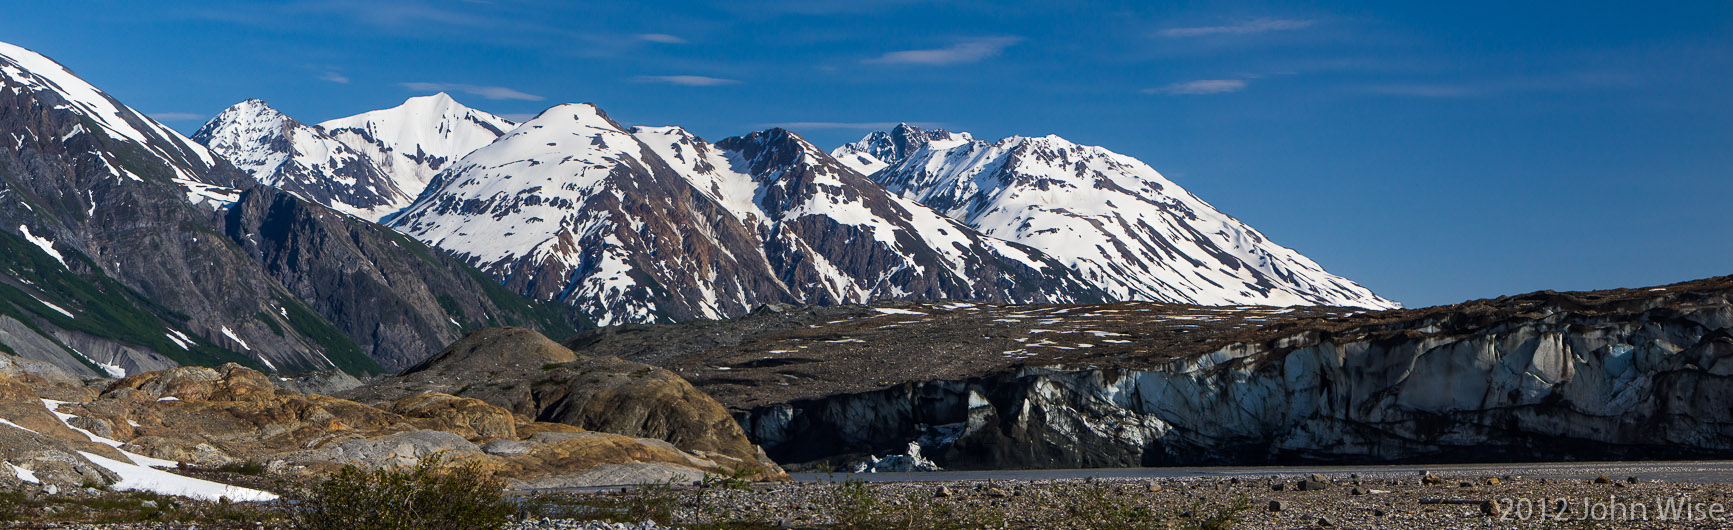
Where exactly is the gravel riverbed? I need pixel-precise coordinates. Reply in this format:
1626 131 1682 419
10 470 1732 529
512 470 1733 529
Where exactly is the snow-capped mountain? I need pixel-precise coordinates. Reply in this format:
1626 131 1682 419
389 104 1101 325
831 124 974 175
318 93 515 206
192 93 514 221
854 124 1398 309
193 99 408 219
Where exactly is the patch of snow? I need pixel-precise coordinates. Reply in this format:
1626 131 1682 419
18 225 65 267
0 418 38 434
7 463 38 484
79 451 279 502
163 332 190 350
872 308 925 316
29 294 74 318
219 326 251 350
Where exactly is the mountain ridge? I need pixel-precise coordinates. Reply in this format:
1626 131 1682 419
843 123 1397 310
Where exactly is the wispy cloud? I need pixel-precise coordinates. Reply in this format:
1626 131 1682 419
763 121 943 130
399 82 544 101
1158 18 1315 38
149 112 208 122
633 75 741 87
636 33 687 44
1145 79 1248 95
317 71 351 84
865 36 1022 66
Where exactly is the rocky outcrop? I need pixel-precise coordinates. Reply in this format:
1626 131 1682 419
389 393 517 439
344 327 781 475
734 278 1733 469
1 356 777 492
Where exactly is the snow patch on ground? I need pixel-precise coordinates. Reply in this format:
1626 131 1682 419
0 418 38 434
7 462 39 484
219 326 251 350
28 294 74 318
872 308 926 316
79 451 279 502
18 225 65 267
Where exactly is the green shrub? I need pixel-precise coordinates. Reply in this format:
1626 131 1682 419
0 491 22 521
296 455 511 530
218 460 266 475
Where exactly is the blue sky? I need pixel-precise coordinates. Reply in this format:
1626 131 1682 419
3 1 1729 307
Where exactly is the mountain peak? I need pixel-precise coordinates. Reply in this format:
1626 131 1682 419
312 92 517 202
829 123 976 175
200 99 294 131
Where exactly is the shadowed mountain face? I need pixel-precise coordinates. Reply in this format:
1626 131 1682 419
0 41 580 377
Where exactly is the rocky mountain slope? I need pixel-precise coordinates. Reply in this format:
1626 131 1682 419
0 41 579 377
840 124 1396 310
568 275 1733 470
220 187 579 372
389 105 1101 325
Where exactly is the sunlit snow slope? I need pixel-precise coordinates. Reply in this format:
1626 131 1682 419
847 124 1397 309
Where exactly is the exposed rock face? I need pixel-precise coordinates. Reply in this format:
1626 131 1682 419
344 327 776 471
389 393 517 439
735 277 1733 468
221 186 581 372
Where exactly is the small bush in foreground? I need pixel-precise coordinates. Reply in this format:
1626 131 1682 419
296 455 511 530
